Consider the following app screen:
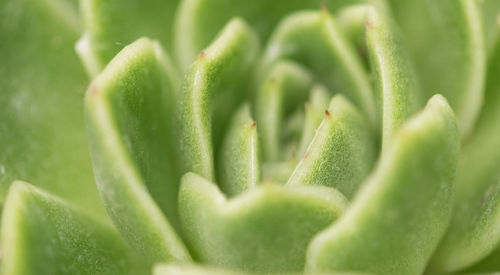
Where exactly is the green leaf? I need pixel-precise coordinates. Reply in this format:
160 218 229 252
84 38 190 262
1 181 148 275
179 172 348 273
174 0 387 70
306 95 459 275
255 61 314 162
0 0 104 218
427 40 500 274
260 10 377 129
179 18 259 181
334 5 420 150
387 0 486 138
78 0 179 75
296 85 331 157
219 104 260 197
287 95 375 199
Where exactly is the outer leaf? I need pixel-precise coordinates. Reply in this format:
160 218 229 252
1 181 148 275
287 95 375 199
85 38 190 262
78 0 179 75
179 18 259 181
428 40 500 274
255 61 313 162
0 0 104 217
179 172 348 273
306 95 459 275
174 0 387 70
388 0 485 138
219 104 260 197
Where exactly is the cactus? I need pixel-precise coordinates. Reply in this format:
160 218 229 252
0 0 499 274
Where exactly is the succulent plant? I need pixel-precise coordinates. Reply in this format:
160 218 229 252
1 0 500 274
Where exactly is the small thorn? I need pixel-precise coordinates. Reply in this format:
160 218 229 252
303 151 309 159
325 109 330 117
200 50 206 58
252 121 257 127
365 21 372 28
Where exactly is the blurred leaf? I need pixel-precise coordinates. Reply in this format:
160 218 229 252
85 38 190 262
1 181 148 275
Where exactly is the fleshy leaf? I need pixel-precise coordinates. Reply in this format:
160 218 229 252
219 104 260 197
306 95 459 275
427 40 500 274
260 10 377 129
84 38 190 262
255 61 313 162
174 0 387 70
387 0 485 138
0 0 104 217
78 0 179 75
179 18 259 181
287 95 375 199
334 5 420 150
1 181 148 275
179 172 348 273
296 85 331 157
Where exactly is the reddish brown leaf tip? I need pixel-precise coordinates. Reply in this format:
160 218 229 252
321 1 327 11
91 85 99 96
325 110 330 117
200 50 206 58
292 151 296 160
304 102 310 110
252 121 257 127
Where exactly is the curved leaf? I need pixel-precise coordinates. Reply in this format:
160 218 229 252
334 5 420 149
296 85 331 157
260 10 377 129
1 181 148 275
85 38 190 262
287 95 375 199
306 95 459 275
255 61 313 162
179 172 348 273
219 104 260 197
179 18 259 181
427 40 500 274
387 0 486 138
